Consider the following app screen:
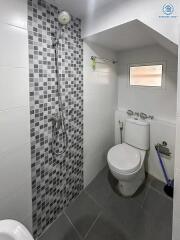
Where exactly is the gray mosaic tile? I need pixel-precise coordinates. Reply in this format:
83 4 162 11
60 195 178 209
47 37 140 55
28 0 83 237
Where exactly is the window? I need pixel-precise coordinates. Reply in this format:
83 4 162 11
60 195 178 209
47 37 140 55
129 64 163 87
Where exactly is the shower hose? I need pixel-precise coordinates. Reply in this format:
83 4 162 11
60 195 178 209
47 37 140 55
52 33 68 157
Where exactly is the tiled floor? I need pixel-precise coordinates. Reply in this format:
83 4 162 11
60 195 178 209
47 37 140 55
39 166 173 240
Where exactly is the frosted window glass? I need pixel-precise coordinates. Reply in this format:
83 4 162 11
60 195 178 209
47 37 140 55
130 65 163 87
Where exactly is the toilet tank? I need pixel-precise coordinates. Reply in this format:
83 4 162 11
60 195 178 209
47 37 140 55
125 118 150 150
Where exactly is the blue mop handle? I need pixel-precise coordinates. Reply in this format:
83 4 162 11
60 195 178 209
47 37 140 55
155 146 169 184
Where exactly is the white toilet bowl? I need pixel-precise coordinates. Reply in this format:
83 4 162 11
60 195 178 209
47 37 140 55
107 143 146 196
0 219 34 240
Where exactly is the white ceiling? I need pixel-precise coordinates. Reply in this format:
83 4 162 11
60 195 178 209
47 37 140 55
47 1 178 55
85 20 178 55
86 20 156 51
50 0 118 18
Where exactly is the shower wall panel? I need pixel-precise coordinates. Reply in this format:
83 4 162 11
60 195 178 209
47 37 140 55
28 0 83 237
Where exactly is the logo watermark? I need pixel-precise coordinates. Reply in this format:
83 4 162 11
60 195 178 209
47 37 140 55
159 3 177 18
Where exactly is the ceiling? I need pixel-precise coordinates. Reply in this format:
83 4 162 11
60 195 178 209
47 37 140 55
47 1 178 55
85 20 178 55
86 20 156 51
49 0 118 18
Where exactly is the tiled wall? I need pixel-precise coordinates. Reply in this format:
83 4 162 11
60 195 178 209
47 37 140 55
28 0 83 237
115 109 176 182
117 45 177 121
83 42 118 186
173 30 180 240
0 0 32 232
117 45 177 182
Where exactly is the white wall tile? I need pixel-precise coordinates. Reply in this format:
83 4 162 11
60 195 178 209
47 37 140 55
176 83 180 117
117 45 177 122
0 143 31 199
0 107 30 153
0 181 32 228
173 169 180 219
0 23 28 68
176 48 180 117
148 119 176 181
83 42 117 186
116 45 177 181
0 0 27 29
115 109 176 182
0 0 32 230
172 217 180 240
0 66 29 110
172 27 180 240
174 117 180 170
173 216 180 240
23 214 33 233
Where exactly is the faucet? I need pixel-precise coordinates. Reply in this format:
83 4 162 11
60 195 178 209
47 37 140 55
49 113 62 129
140 112 148 120
140 112 154 120
127 109 134 116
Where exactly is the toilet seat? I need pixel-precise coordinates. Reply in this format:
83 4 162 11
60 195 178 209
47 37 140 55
107 143 141 174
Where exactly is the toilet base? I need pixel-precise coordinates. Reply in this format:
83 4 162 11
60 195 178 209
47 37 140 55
117 166 145 197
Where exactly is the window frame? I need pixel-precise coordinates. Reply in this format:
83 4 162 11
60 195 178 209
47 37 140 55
128 62 166 89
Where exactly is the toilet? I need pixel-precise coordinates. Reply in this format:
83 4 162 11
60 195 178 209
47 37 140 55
107 118 150 197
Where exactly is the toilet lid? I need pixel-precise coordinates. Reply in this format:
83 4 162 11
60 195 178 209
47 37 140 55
107 143 141 174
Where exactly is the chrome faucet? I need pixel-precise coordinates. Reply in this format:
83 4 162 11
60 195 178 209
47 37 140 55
134 112 139 118
126 109 154 120
140 112 148 120
127 109 134 116
140 112 154 120
49 113 62 129
148 115 154 120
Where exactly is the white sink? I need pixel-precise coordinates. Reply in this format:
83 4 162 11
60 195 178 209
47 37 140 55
0 220 34 240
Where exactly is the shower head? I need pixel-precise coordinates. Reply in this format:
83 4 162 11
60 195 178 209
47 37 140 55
58 11 71 25
52 11 71 47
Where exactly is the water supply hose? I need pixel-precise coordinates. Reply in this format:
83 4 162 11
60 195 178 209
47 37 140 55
52 31 68 157
119 121 123 144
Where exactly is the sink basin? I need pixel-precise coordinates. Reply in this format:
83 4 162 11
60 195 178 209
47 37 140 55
0 220 34 240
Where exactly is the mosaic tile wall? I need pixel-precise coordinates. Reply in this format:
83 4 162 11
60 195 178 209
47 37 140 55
28 0 83 237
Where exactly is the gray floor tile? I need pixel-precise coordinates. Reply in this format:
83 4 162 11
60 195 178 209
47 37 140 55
86 166 116 207
65 191 102 238
126 209 172 240
102 188 144 232
132 173 152 204
39 213 80 240
97 173 172 240
150 176 173 200
85 212 130 240
39 168 173 240
142 187 173 230
150 176 165 193
119 208 152 240
102 190 172 240
147 219 172 240
86 166 152 207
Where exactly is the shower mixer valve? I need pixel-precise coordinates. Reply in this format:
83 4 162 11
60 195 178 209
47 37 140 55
126 109 154 120
134 112 140 118
127 109 134 116
49 113 62 130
